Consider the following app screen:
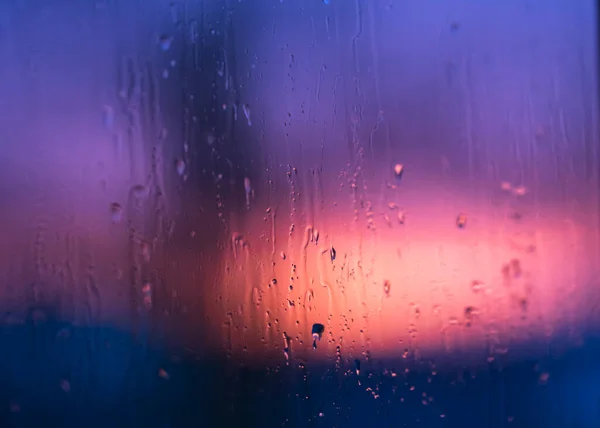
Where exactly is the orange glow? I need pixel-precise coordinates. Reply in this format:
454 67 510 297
197 177 600 367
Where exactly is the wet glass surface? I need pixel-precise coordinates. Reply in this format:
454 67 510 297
0 0 599 426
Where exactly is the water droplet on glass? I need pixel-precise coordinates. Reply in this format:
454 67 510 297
142 282 152 310
140 241 151 263
244 177 253 209
242 104 252 126
158 34 173 51
383 280 391 297
132 184 149 199
456 213 467 228
175 159 186 176
330 247 336 262
158 368 170 380
110 202 123 224
471 280 484 293
513 185 527 196
282 332 291 362
60 379 71 393
159 128 168 140
103 105 114 130
464 306 476 327
397 211 406 225
311 323 325 349
393 163 404 179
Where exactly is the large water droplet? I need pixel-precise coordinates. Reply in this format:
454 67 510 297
311 323 325 349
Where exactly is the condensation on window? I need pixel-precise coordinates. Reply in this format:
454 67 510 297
0 0 598 426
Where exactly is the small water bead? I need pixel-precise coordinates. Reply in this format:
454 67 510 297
142 282 152 309
158 368 170 380
103 105 114 130
158 34 173 51
60 379 71 393
383 280 391 297
175 159 186 176
397 211 406 225
132 184 149 199
393 163 404 179
110 202 123 224
242 104 252 126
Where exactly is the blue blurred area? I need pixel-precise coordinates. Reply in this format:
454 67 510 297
1 318 600 427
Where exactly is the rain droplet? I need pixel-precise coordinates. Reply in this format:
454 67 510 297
158 34 173 51
464 306 476 327
110 202 123 224
140 241 151 263
330 247 336 262
282 332 291 361
175 159 186 176
132 184 149 199
397 211 406 225
244 177 253 209
158 368 170 379
206 133 216 146
311 323 325 349
242 104 252 126
60 379 71 393
312 229 320 244
393 163 404 179
383 280 391 296
142 282 152 310
513 185 527 196
103 105 114 130
456 213 467 228
471 280 484 293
